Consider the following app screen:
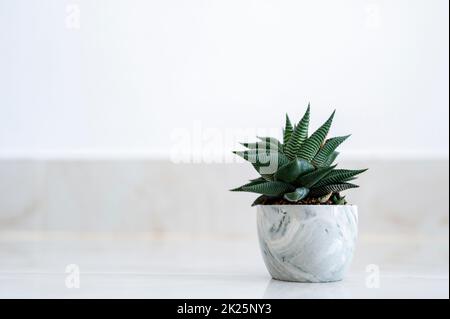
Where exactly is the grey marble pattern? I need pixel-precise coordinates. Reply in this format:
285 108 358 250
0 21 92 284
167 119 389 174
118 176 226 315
257 205 358 282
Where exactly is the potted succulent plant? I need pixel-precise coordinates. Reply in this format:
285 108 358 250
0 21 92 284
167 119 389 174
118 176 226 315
231 105 367 283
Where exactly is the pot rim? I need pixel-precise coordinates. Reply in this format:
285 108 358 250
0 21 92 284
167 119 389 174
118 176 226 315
255 204 357 207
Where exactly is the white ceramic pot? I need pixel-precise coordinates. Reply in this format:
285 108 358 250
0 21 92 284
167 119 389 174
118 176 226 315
257 205 358 283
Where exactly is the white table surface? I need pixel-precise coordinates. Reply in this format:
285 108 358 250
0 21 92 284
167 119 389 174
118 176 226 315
0 234 448 299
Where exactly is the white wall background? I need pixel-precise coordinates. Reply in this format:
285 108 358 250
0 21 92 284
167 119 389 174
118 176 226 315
0 0 448 158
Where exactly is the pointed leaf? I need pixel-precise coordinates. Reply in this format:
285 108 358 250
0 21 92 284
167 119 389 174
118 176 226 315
297 110 335 161
284 105 310 160
256 137 283 151
230 178 267 192
259 173 275 181
296 165 336 188
283 114 294 144
251 195 267 206
313 135 350 166
233 150 289 175
284 187 310 202
241 181 295 196
249 177 267 183
314 169 368 187
309 183 359 198
274 159 315 183
240 141 280 152
322 151 339 167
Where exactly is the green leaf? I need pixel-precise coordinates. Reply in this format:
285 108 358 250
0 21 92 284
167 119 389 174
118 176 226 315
322 151 339 167
251 195 267 206
233 150 289 175
296 165 336 188
297 110 335 161
274 158 315 183
284 105 310 160
249 177 267 183
314 169 368 187
256 137 283 152
284 187 310 202
230 178 267 192
240 181 295 196
309 183 359 198
259 173 275 181
240 141 280 152
283 114 294 144
332 194 347 205
313 135 350 166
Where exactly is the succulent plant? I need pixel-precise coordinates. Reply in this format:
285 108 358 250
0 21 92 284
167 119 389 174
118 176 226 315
231 105 367 206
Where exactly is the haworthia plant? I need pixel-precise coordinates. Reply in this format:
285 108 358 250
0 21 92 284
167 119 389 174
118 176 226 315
284 104 310 160
231 105 368 205
296 110 335 161
313 135 350 166
283 114 294 144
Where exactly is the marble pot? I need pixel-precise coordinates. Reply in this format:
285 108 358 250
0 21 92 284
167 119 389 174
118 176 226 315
257 205 358 283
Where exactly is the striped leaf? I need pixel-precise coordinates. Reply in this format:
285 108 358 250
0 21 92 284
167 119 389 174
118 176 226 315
295 165 336 188
284 105 310 160
256 137 283 151
322 151 339 167
309 183 359 198
283 114 294 144
297 110 335 161
313 135 350 166
240 141 281 153
233 150 289 175
230 178 267 192
314 169 368 187
240 181 295 196
284 187 310 202
274 159 315 183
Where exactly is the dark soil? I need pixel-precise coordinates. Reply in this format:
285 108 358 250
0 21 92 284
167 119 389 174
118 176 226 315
258 196 334 206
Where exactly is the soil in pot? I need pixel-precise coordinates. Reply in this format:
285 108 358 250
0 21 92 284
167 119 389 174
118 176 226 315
256 196 334 206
